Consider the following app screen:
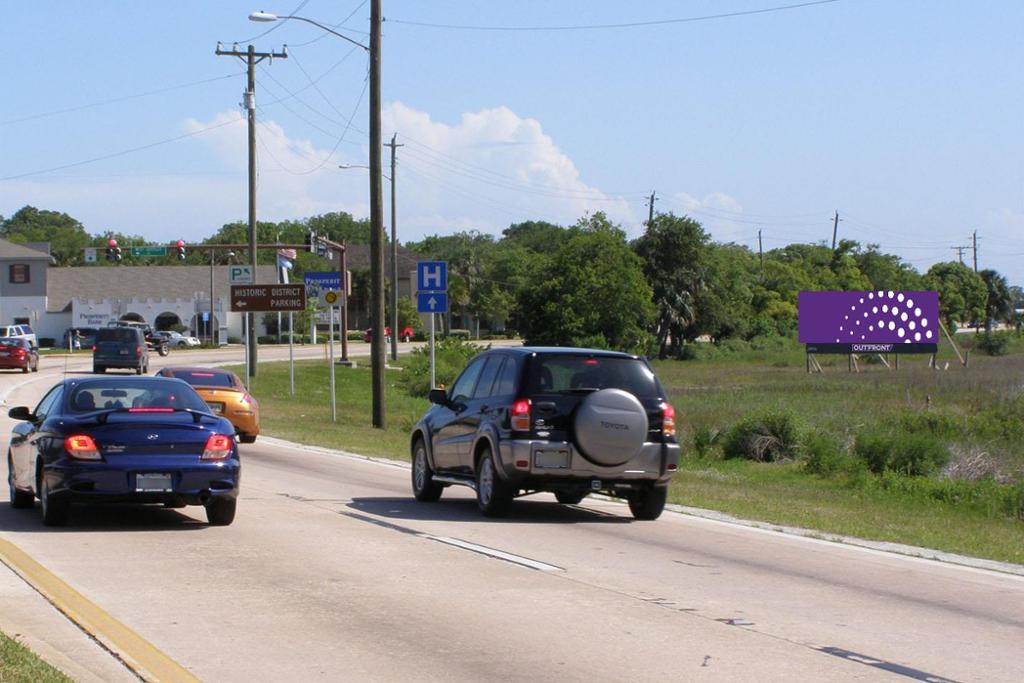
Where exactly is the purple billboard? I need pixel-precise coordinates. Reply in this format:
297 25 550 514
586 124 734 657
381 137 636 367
799 291 940 352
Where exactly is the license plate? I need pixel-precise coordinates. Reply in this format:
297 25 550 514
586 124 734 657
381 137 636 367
0 352 7 357
207 402 225 414
534 449 569 469
119 349 131 355
135 473 172 492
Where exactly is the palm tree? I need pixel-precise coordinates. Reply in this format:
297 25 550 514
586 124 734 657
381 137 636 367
979 269 1013 332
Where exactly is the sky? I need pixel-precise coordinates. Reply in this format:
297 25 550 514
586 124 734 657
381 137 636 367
1 1 1021 283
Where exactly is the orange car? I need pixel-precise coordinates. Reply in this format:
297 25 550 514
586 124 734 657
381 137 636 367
156 366 260 443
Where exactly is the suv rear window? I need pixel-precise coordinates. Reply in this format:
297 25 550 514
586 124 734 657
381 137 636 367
97 328 139 343
524 354 662 399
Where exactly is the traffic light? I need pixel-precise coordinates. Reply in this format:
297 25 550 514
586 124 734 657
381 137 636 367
175 240 186 261
106 239 122 263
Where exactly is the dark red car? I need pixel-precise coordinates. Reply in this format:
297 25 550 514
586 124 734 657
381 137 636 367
0 338 39 373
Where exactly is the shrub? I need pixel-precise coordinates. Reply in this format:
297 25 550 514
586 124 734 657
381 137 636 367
722 409 801 462
446 329 471 339
802 431 846 476
976 332 1010 356
347 330 365 341
854 429 951 476
399 336 487 397
890 411 960 439
691 425 721 459
227 336 241 344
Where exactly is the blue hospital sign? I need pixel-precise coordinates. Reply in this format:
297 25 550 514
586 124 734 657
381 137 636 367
417 261 447 292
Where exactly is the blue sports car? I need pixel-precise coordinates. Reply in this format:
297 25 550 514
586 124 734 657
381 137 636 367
7 376 241 526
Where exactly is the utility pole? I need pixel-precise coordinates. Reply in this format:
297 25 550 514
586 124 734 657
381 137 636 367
972 230 978 272
646 190 658 227
385 133 403 362
831 210 839 251
758 229 764 281
369 0 386 428
952 245 968 265
216 41 286 380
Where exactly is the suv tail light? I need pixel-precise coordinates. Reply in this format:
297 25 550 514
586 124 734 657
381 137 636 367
136 345 143 357
202 434 233 460
65 434 101 460
510 398 531 431
660 401 676 439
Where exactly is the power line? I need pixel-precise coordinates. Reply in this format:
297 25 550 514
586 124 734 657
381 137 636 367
0 115 243 181
287 1 371 47
388 0 844 32
0 73 243 126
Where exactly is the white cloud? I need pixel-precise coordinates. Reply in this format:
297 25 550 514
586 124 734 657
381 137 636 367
667 191 748 243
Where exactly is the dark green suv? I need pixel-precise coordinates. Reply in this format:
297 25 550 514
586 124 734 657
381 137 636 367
93 327 149 374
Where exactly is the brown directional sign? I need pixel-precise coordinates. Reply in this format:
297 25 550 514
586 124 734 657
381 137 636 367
230 284 306 312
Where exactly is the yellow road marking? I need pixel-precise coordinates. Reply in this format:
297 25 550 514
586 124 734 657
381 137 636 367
0 537 199 682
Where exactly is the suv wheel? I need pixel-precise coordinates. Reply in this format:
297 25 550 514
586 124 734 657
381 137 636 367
476 449 514 517
94 365 105 374
411 439 443 502
628 486 668 521
555 491 588 505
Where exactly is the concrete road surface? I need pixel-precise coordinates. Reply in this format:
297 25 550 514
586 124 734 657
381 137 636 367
1 345 1022 682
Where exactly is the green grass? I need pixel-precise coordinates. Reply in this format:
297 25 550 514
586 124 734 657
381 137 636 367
0 632 71 682
239 360 429 461
235 337 1024 566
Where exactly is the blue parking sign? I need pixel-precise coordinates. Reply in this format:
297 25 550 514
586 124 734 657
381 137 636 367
417 261 447 292
417 292 448 313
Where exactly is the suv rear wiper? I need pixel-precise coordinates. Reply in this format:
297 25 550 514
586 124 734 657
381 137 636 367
92 407 210 424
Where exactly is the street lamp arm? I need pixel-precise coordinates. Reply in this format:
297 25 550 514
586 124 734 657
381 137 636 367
249 12 369 51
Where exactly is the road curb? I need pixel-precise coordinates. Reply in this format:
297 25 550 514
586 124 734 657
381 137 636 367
0 537 198 683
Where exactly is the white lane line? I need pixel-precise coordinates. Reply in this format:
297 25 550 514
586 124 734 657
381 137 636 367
426 536 564 572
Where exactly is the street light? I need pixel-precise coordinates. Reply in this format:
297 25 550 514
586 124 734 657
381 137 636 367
248 12 368 51
251 3 386 428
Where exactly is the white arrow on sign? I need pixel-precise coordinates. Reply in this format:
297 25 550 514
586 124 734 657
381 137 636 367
236 300 247 308
428 296 437 310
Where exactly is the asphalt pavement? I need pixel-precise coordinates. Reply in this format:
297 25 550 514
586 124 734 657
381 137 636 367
1 343 1023 682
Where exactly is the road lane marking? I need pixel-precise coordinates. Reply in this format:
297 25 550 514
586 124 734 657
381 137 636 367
0 537 198 683
338 511 563 572
427 536 563 572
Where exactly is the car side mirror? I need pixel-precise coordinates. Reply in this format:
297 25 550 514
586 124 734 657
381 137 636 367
8 406 33 421
428 388 448 405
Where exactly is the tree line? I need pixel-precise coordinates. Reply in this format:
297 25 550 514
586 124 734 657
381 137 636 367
2 205 1018 355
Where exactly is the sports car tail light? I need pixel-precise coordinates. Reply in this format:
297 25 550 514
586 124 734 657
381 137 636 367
129 407 174 413
660 402 676 439
202 434 233 460
65 435 101 460
241 393 255 405
510 398 531 431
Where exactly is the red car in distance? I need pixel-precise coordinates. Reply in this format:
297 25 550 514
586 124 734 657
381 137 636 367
0 338 39 373
363 326 415 343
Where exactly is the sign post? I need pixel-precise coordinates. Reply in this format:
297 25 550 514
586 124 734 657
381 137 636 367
289 311 295 396
328 305 336 422
416 262 449 389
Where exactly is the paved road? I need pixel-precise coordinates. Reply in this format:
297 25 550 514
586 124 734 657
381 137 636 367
1 346 1023 681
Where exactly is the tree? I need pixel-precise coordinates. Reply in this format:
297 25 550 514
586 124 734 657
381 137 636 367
1 205 91 266
518 213 654 351
979 269 1013 332
922 262 987 331
632 212 710 356
855 244 923 291
501 220 570 253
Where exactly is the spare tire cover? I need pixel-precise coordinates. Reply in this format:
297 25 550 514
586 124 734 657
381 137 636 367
573 388 648 467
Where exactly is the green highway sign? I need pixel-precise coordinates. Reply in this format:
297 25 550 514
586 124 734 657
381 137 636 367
130 246 167 257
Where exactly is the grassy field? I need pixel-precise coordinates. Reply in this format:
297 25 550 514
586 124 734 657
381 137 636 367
0 632 71 682
234 334 1024 566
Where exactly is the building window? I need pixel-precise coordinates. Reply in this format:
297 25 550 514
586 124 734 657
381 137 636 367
9 264 30 284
